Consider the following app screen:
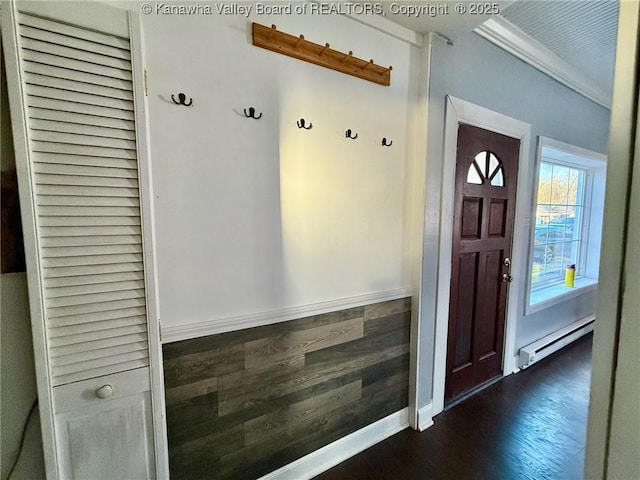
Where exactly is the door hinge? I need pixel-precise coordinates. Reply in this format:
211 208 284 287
144 69 149 96
159 320 162 341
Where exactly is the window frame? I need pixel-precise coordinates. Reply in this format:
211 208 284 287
526 137 607 314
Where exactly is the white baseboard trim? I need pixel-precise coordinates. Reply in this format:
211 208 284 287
417 403 434 431
259 408 409 480
162 288 412 343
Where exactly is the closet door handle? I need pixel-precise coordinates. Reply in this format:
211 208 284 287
95 384 113 399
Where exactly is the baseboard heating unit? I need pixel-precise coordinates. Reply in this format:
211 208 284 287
518 315 595 369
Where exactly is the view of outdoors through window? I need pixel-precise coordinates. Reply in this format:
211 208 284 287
532 162 585 288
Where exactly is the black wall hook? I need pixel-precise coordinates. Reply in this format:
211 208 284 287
345 129 358 139
244 107 263 119
171 93 193 106
297 118 313 130
382 137 393 147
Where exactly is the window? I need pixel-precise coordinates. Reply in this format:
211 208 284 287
466 151 505 186
527 138 606 312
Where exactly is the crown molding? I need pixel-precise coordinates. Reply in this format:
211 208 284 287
475 16 612 109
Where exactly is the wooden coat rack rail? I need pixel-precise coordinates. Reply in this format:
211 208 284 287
252 23 392 86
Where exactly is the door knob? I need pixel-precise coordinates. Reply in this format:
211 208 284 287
503 257 511 267
502 273 513 283
96 384 113 399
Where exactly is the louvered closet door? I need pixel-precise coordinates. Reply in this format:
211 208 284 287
19 13 150 386
5 4 160 479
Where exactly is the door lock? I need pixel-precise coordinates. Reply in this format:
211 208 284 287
502 257 513 282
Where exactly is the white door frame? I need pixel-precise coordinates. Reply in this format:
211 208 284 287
129 12 170 479
432 96 532 416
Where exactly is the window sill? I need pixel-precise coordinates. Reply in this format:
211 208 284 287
526 277 598 315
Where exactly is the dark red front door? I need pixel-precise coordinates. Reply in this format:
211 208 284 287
445 123 520 404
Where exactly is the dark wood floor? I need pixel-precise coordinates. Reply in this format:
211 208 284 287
314 334 593 480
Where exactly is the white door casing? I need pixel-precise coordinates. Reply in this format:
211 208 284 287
431 96 532 415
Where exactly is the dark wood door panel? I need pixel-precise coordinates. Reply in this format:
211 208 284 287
446 123 520 404
477 250 503 357
488 199 507 237
461 198 483 239
451 252 479 370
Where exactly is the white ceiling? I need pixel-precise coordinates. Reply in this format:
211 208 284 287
378 0 619 105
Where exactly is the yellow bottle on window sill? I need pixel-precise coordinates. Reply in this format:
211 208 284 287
565 264 576 288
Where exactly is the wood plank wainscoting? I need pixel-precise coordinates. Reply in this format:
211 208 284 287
162 298 411 480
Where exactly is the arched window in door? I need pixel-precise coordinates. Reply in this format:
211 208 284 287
466 151 505 187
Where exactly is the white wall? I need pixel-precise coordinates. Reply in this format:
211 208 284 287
586 3 640 476
138 9 419 332
419 31 610 404
1 42 44 478
0 274 45 480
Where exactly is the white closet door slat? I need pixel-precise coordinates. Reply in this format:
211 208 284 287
52 349 148 375
21 50 132 81
38 196 140 208
42 232 142 248
32 143 137 160
23 61 133 91
19 13 131 50
46 279 145 298
40 226 141 239
49 316 147 338
31 118 136 140
46 289 145 309
48 297 146 319
50 324 147 347
36 173 139 187
40 216 140 228
43 252 143 268
38 184 139 198
28 96 134 121
43 244 143 259
20 37 132 71
30 130 137 151
45 271 144 289
52 359 149 386
19 25 131 61
49 307 147 329
26 73 133 102
29 107 135 131
27 85 134 111
43 262 144 280
30 131 137 151
35 162 138 179
38 206 139 218
51 335 148 359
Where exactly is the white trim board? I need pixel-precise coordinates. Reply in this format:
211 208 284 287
475 16 612 109
259 408 409 480
431 96 532 416
162 288 412 343
128 11 170 479
417 403 434 431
